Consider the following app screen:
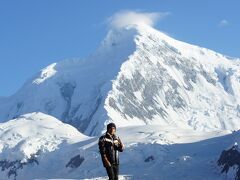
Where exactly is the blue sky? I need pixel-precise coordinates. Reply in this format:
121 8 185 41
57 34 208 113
0 0 239 96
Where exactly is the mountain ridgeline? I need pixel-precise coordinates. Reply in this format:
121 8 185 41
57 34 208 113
0 24 239 136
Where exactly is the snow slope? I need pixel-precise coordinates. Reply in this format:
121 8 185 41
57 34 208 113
0 112 238 180
0 112 87 160
0 112 88 180
0 24 239 136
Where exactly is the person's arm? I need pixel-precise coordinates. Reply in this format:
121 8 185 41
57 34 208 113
98 137 111 167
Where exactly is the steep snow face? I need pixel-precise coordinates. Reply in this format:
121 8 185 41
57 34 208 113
0 24 240 135
105 25 240 132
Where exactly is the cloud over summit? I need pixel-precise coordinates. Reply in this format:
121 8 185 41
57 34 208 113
108 10 169 29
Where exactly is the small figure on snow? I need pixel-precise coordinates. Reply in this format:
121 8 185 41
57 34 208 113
98 123 124 180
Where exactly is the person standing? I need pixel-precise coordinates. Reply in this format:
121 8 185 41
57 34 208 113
98 123 124 180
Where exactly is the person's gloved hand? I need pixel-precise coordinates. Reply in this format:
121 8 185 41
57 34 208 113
118 137 124 150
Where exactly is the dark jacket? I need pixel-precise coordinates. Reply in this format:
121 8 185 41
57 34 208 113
98 132 123 167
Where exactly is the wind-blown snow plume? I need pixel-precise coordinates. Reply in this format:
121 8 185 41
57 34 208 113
108 10 169 29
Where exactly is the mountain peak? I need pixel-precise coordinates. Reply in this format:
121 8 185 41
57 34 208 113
0 24 239 135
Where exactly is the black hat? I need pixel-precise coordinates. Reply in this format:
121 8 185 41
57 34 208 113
107 123 116 130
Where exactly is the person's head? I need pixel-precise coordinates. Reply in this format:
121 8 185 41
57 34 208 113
107 123 116 135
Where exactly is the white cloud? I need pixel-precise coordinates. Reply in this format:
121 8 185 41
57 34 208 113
219 19 229 27
108 10 170 29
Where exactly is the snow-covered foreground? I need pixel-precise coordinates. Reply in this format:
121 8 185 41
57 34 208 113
35 176 131 180
0 112 238 180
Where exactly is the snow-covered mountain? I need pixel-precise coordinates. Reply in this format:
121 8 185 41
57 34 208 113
0 24 239 136
0 22 240 179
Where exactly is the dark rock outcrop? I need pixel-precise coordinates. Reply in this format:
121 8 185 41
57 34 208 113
66 154 84 169
0 153 39 180
218 144 240 180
